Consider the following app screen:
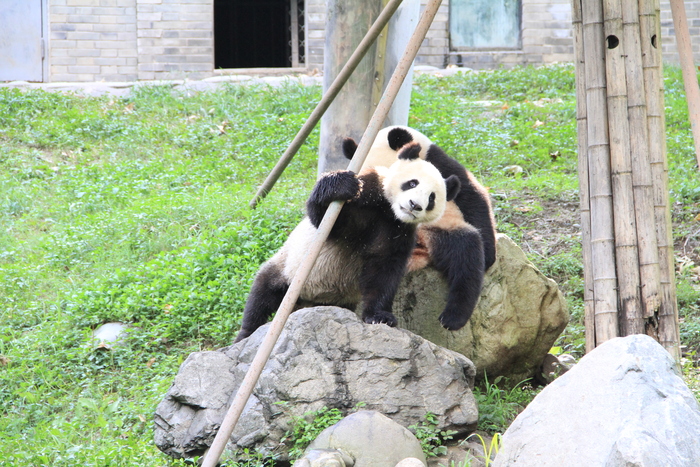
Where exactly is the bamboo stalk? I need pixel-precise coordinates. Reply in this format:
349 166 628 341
670 0 700 169
248 0 406 209
199 2 443 465
582 0 620 344
572 0 596 353
603 0 644 336
621 0 662 324
639 0 681 360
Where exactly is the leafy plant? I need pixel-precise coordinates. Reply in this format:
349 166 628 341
473 376 539 434
408 412 457 458
465 432 502 467
284 406 345 460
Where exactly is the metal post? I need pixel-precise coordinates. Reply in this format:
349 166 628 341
201 1 444 465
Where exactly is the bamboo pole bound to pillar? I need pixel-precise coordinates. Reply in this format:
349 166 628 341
602 0 645 336
572 0 596 352
575 0 680 357
621 0 661 323
670 0 700 169
200 2 443 465
582 0 620 343
640 0 681 360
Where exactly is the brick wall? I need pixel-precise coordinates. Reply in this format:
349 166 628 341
49 0 139 81
48 0 212 82
136 0 213 80
660 0 700 64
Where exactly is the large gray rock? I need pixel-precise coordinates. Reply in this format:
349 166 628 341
296 410 427 467
393 234 568 382
494 334 700 466
154 306 477 461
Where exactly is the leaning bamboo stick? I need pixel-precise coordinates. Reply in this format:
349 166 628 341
670 0 700 169
199 2 443 466
639 0 681 360
582 0 620 344
572 0 596 352
621 0 662 324
248 0 406 209
603 0 645 336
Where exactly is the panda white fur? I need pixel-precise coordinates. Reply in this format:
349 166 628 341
342 125 496 331
234 142 460 342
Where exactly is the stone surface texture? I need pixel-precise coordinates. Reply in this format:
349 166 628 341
393 234 569 382
154 307 477 460
494 334 700 466
297 411 426 467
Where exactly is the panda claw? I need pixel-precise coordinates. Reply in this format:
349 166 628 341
364 311 398 327
439 310 469 331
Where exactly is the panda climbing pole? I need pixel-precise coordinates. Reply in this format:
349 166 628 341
200 1 444 466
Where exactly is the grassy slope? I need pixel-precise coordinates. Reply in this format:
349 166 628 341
0 65 698 465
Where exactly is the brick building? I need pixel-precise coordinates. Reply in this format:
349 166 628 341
0 0 694 83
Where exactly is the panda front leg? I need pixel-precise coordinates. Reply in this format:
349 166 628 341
428 226 485 331
358 254 411 327
234 261 290 343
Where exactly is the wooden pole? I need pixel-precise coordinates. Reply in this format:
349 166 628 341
670 0 700 169
248 0 405 209
572 0 597 352
582 0 620 344
200 2 443 465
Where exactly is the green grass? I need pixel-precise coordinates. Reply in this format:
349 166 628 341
1 64 699 465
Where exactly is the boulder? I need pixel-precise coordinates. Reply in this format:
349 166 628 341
393 234 569 382
494 334 700 466
154 306 477 461
296 410 427 467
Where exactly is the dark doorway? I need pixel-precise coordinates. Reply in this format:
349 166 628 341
215 0 304 69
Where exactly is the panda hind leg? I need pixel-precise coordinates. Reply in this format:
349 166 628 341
234 261 289 343
428 227 485 331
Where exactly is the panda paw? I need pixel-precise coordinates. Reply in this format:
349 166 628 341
439 309 470 331
363 311 398 327
320 170 361 202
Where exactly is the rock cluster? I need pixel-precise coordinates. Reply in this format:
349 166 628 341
154 306 477 461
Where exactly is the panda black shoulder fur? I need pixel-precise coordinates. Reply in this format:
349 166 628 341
234 142 460 342
343 125 496 331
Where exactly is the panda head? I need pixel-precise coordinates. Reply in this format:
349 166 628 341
380 143 460 224
342 125 433 169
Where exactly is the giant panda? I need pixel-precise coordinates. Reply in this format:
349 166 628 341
343 125 496 331
234 142 461 343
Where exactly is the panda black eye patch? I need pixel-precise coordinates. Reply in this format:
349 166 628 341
427 192 436 211
401 179 419 191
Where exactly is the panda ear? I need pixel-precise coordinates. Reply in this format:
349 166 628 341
387 127 414 150
445 175 461 202
397 142 421 161
342 138 358 160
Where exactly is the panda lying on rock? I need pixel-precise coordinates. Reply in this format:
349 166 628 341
343 125 497 331
234 142 460 342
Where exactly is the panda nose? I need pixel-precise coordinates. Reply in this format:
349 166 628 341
409 200 423 212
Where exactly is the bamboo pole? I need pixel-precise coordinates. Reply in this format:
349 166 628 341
248 0 405 209
621 0 662 325
639 0 681 360
200 2 443 465
603 0 645 336
670 0 700 169
572 0 596 352
582 0 620 344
